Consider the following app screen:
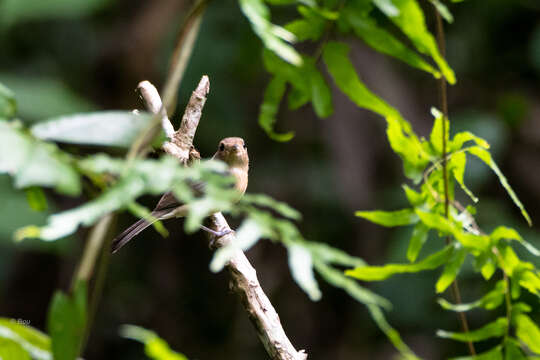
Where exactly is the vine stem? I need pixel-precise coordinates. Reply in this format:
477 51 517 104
433 7 476 356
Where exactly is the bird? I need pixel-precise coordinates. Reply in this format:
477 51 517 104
111 137 249 253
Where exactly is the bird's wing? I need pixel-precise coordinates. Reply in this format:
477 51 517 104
152 180 206 212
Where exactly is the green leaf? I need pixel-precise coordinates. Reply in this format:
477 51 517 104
0 338 31 360
376 0 456 84
415 209 490 251
449 345 502 360
467 146 531 226
0 75 96 121
258 76 295 141
450 152 478 202
407 222 430 262
284 6 326 41
438 280 505 312
504 338 527 360
515 314 540 354
241 193 302 220
346 245 453 281
450 131 490 152
355 208 418 227
307 242 366 267
0 0 108 27
120 325 188 360
372 0 399 16
0 82 16 118
323 41 401 120
31 111 154 148
0 318 51 360
25 187 48 211
343 6 441 78
430 107 449 156
47 281 87 360
308 63 333 118
0 121 81 196
491 226 540 257
288 243 322 301
436 246 466 293
366 305 420 360
314 260 391 308
437 318 507 342
402 184 425 207
429 0 453 23
239 0 302 65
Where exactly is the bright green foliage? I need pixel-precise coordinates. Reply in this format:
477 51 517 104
31 111 154 148
47 281 87 360
288 243 322 301
429 0 453 23
437 318 508 342
258 76 293 141
355 209 418 227
436 247 466 293
239 0 302 65
25 187 48 212
449 345 502 360
0 121 81 196
0 338 31 360
120 325 188 360
0 318 51 359
407 222 430 262
514 314 540 354
437 281 505 312
0 82 16 118
346 245 453 281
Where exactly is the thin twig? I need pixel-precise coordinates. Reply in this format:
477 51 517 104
139 79 308 360
433 7 476 356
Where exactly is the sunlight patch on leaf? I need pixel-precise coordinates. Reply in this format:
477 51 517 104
288 243 322 301
356 208 418 227
437 318 507 342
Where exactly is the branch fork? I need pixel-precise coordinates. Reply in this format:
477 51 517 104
136 77 307 360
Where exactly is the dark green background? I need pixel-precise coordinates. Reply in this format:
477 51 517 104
1 0 539 358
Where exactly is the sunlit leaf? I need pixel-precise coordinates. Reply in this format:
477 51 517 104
438 281 505 312
346 245 453 281
504 338 527 360
402 184 425 207
308 242 366 267
0 82 16 118
467 146 531 226
376 0 456 84
450 152 478 202
239 0 302 65
437 318 507 342
284 5 326 41
515 314 540 354
31 111 153 148
47 281 87 360
450 131 489 152
343 6 441 78
0 121 81 196
120 325 188 360
491 226 539 256
258 76 294 141
436 246 466 293
429 0 453 23
449 345 502 360
288 243 322 301
430 107 449 156
355 208 418 227
241 193 301 220
25 187 48 212
407 222 430 262
0 338 31 360
0 318 51 360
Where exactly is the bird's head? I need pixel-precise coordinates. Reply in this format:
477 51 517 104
214 137 249 169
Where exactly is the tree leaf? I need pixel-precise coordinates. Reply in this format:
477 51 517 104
407 222 430 262
258 76 295 141
467 146 531 226
288 243 322 301
437 280 505 312
356 208 418 227
25 187 48 211
120 325 188 360
308 242 366 268
31 111 153 148
308 63 333 118
504 338 527 360
343 6 441 78
346 245 453 281
0 82 16 118
376 0 456 84
448 345 502 360
47 281 87 360
450 151 478 202
436 246 466 293
0 338 31 360
437 318 507 342
241 193 302 220
430 107 449 156
429 0 453 23
0 318 51 360
515 314 540 354
402 184 425 207
239 0 302 65
490 226 540 257
450 131 490 152
0 121 81 196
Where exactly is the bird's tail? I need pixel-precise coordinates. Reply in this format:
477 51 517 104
111 210 167 254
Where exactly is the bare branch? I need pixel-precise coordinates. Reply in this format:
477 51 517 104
137 77 308 360
137 80 175 139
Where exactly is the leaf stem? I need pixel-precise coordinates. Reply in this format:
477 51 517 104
433 7 476 356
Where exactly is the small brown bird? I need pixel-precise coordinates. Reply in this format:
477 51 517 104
111 137 249 253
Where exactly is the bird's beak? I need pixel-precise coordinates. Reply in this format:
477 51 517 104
232 144 240 152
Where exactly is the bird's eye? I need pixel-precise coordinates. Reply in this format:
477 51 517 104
219 143 225 151
243 143 247 149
